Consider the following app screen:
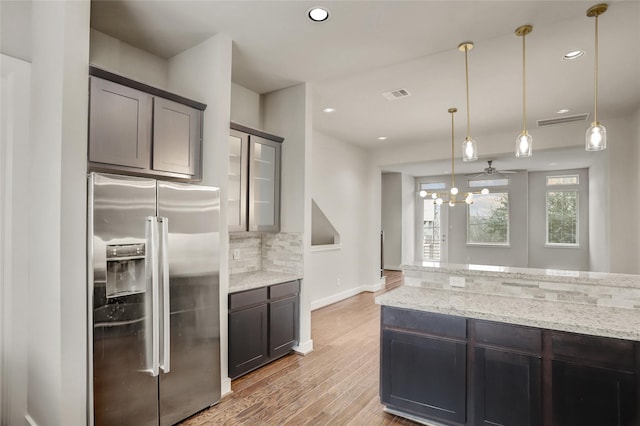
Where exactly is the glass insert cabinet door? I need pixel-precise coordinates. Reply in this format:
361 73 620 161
249 136 281 232
228 130 248 232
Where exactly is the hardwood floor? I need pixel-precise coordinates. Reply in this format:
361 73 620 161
181 272 416 425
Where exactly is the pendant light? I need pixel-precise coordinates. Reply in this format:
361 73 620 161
515 25 533 157
459 42 478 162
419 108 488 205
585 3 608 151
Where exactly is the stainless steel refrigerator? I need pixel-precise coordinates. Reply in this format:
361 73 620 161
88 172 221 425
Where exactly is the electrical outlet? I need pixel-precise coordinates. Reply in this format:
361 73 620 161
233 249 240 260
336 277 341 286
449 276 465 288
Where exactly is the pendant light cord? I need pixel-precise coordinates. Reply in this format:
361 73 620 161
464 46 471 139
522 33 527 133
451 110 456 189
594 14 599 123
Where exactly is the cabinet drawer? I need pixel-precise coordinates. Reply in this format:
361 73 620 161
475 320 541 354
381 306 466 340
229 287 268 311
269 280 300 300
551 332 636 371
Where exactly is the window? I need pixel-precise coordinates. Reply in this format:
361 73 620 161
420 182 446 191
546 175 579 186
467 193 509 245
546 191 579 246
468 178 509 188
546 174 579 246
419 181 445 260
423 199 442 260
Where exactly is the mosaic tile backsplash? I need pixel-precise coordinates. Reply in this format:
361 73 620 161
403 268 640 310
229 232 303 276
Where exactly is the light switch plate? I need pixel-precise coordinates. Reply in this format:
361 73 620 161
449 276 465 288
233 249 240 260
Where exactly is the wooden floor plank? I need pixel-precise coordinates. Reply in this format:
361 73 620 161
180 282 418 426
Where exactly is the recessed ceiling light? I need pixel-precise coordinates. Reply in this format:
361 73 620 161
322 107 336 113
557 109 571 114
377 136 388 141
308 7 330 22
562 50 585 61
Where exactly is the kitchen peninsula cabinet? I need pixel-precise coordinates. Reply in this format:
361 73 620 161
551 332 637 426
229 123 282 233
380 305 639 426
474 321 542 426
228 280 299 379
381 308 467 424
88 66 205 180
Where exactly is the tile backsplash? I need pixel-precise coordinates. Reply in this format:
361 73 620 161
404 269 640 310
229 232 303 275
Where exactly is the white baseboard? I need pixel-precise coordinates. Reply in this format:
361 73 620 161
310 280 385 311
383 265 402 271
293 339 314 355
221 377 232 397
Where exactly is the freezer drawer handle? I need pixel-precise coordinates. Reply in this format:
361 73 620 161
159 217 171 374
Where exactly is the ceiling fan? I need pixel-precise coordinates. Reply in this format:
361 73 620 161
467 160 519 180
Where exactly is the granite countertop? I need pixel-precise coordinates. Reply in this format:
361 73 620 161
403 261 640 288
229 270 303 293
376 286 640 341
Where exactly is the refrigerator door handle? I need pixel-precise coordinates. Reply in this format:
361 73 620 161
159 217 171 374
146 216 160 377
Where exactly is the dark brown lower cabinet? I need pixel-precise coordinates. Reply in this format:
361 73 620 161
552 360 636 426
475 347 541 426
380 306 640 426
269 295 299 359
228 304 268 378
228 280 300 379
381 329 467 424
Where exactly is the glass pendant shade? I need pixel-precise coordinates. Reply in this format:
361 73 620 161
462 137 478 162
516 131 533 157
450 187 459 195
586 122 607 151
465 193 474 204
436 198 444 205
419 190 427 198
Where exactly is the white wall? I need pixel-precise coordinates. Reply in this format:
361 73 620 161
401 173 415 265
608 112 640 273
381 173 402 269
167 33 233 395
28 2 90 425
0 0 31 62
262 83 313 353
89 29 169 89
1 54 31 426
588 150 610 272
230 83 261 129
310 131 382 309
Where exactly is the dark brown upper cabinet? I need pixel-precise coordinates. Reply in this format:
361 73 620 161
229 123 283 233
88 67 205 180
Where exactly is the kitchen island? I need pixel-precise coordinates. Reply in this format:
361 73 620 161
375 262 640 426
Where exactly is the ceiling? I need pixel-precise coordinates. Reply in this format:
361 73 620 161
90 1 640 176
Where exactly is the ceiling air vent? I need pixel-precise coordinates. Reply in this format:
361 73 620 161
537 113 590 127
382 88 411 101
